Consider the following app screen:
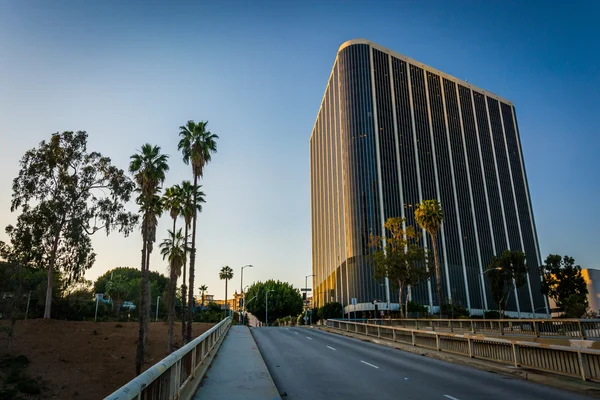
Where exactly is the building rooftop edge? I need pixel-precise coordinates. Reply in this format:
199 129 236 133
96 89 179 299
337 38 513 106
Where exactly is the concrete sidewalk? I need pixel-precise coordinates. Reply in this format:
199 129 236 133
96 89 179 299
193 325 281 400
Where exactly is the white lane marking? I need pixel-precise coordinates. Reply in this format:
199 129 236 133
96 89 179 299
327 346 336 351
444 396 460 400
360 360 379 369
306 337 312 340
294 332 299 335
286 328 289 330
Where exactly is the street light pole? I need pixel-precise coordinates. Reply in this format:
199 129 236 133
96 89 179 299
241 264 253 314
266 289 275 327
156 296 160 322
305 274 315 322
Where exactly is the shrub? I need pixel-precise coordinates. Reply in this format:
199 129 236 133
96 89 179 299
317 302 342 320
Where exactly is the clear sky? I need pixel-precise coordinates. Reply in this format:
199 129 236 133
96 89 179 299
1 1 598 299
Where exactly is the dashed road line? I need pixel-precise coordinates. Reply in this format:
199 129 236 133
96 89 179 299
360 360 379 369
294 332 299 335
444 395 460 400
306 337 312 340
327 346 336 351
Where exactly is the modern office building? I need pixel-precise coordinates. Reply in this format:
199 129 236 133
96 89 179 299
310 39 548 317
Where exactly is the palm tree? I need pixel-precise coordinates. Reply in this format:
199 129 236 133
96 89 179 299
414 199 445 317
129 144 169 375
160 228 186 352
179 180 205 342
219 266 234 310
178 120 218 342
199 284 208 306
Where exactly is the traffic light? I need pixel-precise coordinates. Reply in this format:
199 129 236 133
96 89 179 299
303 292 307 301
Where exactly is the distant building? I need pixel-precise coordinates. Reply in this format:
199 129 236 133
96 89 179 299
310 39 548 317
583 269 600 312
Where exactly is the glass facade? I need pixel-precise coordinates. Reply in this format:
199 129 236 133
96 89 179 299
310 40 547 316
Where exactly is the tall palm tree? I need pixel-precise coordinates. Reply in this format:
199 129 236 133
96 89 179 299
219 266 234 310
414 199 444 317
178 120 218 342
129 144 169 375
162 184 183 345
199 284 208 306
179 180 205 342
160 228 186 352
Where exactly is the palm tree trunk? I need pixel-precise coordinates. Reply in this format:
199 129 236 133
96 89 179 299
167 217 177 353
136 241 148 375
225 279 228 310
431 232 442 318
186 173 199 342
181 222 189 343
144 245 151 338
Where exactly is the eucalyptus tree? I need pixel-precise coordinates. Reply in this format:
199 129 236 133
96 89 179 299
1 131 137 319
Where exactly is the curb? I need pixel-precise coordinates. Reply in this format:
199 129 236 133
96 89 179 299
318 326 600 398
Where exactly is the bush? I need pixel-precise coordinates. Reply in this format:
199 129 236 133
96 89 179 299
484 310 501 319
317 302 342 320
442 302 470 318
407 301 428 314
297 309 319 325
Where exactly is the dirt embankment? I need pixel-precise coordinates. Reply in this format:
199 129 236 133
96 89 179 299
0 320 214 399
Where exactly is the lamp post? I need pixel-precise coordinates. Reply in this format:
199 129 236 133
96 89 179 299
156 296 161 322
305 274 315 321
265 289 275 327
480 267 502 316
241 264 253 312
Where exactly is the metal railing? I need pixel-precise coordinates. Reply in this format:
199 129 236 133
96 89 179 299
327 319 600 382
105 317 232 400
345 318 600 340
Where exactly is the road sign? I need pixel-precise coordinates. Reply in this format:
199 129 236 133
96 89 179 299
301 288 312 292
351 298 357 305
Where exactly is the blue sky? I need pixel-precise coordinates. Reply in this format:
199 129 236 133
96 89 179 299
0 1 598 298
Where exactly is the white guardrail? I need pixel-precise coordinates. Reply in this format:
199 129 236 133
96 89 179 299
104 317 231 400
327 319 600 382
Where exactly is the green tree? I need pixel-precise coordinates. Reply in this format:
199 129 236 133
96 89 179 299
106 274 130 314
178 180 205 342
244 280 303 324
178 120 218 342
219 266 234 307
93 267 168 297
540 254 588 318
160 228 186 351
487 250 528 317
129 143 169 375
199 284 208 306
414 200 444 316
370 217 428 318
1 131 137 319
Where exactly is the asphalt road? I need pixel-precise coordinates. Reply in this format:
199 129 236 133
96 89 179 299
252 326 595 400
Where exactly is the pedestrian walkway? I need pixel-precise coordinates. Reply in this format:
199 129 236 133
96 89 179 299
193 325 281 400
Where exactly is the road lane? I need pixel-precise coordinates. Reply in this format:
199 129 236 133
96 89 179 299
252 327 595 400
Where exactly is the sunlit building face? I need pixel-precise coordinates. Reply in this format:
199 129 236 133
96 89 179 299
310 39 547 317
